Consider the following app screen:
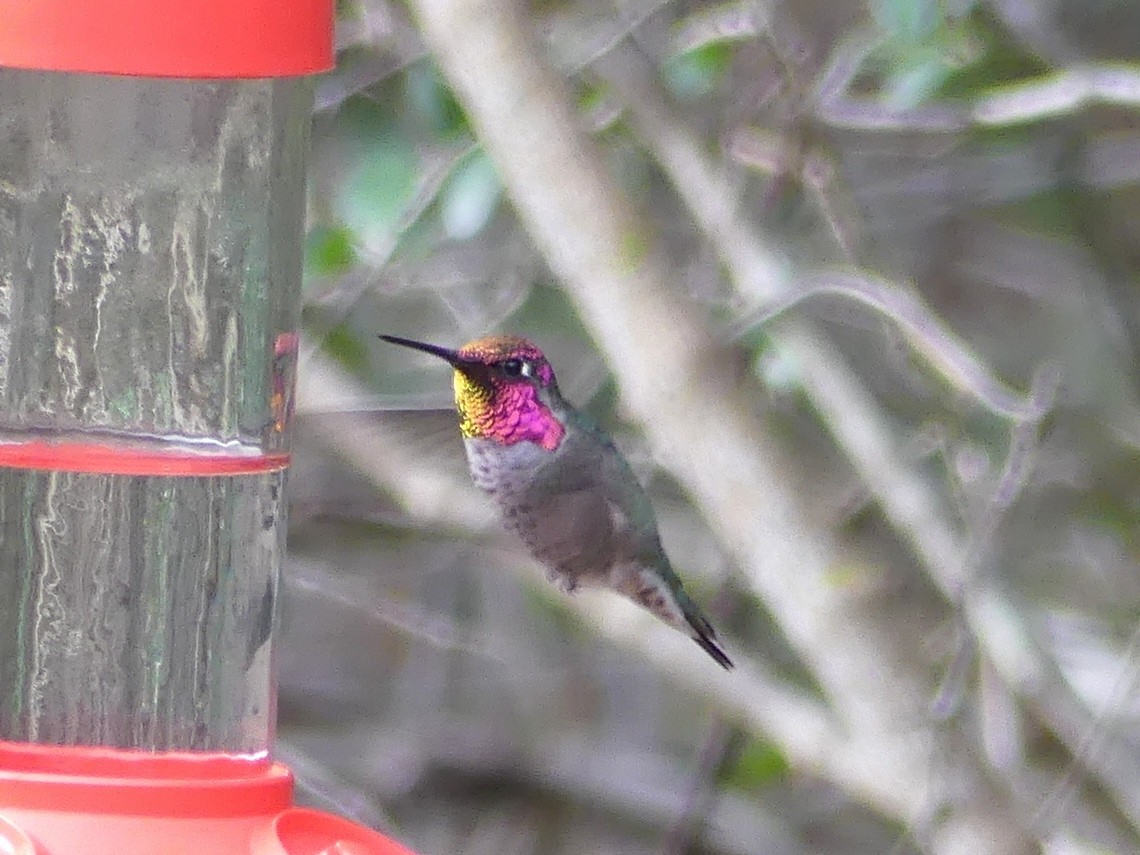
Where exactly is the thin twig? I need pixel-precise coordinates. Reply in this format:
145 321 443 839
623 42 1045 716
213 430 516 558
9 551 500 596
737 270 1049 421
662 719 742 855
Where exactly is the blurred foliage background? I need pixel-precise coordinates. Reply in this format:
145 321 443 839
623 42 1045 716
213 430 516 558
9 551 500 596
279 0 1140 852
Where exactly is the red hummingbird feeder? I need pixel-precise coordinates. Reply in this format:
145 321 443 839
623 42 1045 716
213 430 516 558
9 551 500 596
0 2 416 852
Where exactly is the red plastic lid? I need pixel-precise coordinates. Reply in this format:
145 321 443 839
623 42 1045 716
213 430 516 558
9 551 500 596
0 0 333 77
0 742 420 854
258 808 421 855
0 742 292 816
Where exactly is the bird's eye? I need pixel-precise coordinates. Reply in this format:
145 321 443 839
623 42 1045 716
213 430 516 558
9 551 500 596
502 358 525 377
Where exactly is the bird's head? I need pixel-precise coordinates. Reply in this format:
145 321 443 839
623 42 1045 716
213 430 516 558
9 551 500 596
381 334 566 450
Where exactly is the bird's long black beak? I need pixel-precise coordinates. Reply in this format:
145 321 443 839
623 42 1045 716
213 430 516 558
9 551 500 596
380 334 465 366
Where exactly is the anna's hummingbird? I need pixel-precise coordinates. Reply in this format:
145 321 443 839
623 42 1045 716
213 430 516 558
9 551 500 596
381 333 732 669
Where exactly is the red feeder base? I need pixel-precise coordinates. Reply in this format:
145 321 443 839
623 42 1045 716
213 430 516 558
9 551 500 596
0 741 417 855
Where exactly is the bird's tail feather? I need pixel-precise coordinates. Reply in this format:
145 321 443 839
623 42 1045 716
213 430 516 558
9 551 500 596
623 567 734 670
682 602 734 670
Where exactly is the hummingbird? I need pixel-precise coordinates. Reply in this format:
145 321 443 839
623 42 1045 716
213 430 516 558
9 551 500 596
380 333 732 669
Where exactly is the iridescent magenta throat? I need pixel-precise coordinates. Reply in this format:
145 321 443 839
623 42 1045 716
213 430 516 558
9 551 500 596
458 378 564 451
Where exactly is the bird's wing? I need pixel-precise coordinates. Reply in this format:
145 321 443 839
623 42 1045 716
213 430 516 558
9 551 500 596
529 420 665 574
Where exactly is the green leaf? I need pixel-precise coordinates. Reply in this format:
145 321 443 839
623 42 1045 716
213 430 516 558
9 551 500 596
885 53 957 106
865 4 987 108
320 323 369 375
725 739 789 790
336 131 420 250
305 225 357 277
936 20 1050 99
440 151 503 240
870 0 940 42
405 61 470 139
663 42 735 99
